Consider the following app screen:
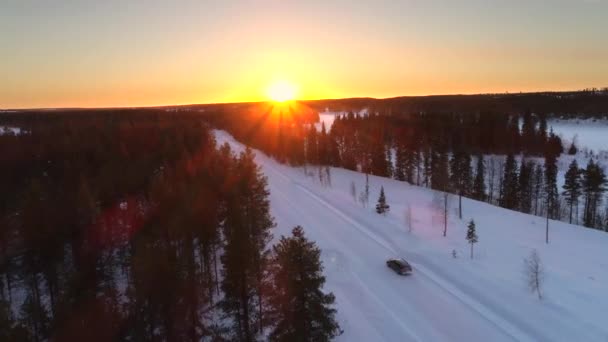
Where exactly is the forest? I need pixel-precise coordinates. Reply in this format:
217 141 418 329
202 96 608 231
2 89 608 340
0 110 339 341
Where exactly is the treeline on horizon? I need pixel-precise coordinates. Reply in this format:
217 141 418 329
0 111 340 341
303 87 608 118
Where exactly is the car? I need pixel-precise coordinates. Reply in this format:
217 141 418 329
386 258 413 275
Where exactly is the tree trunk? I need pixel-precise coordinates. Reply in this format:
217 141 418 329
459 193 462 219
213 246 220 296
443 193 448 237
545 208 550 244
470 243 473 259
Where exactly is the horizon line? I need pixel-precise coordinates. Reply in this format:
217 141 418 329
2 86 607 112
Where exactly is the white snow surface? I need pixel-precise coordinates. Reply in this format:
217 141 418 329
549 118 608 154
215 129 608 342
314 111 337 132
0 126 23 135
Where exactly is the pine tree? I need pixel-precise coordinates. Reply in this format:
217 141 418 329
466 220 479 259
562 159 582 224
221 149 275 341
472 154 486 201
394 142 406 181
375 186 390 215
518 160 534 214
431 149 449 192
582 159 607 228
499 154 519 210
269 226 341 342
405 148 418 185
423 148 432 187
532 164 544 216
318 123 329 165
521 111 536 155
568 142 578 155
305 126 318 165
450 150 472 218
544 152 559 220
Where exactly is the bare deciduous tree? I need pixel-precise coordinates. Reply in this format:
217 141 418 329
524 249 544 300
404 204 413 233
350 181 357 203
432 192 451 237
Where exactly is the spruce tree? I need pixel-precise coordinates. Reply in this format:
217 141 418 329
582 159 607 228
375 186 390 215
394 142 406 181
518 160 534 214
544 152 559 220
221 149 275 340
532 164 544 215
269 226 341 342
431 149 449 192
466 220 479 259
499 154 519 210
305 126 318 165
472 154 486 201
450 150 472 218
562 159 582 224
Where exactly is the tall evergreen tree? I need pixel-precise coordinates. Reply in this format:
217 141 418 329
221 149 275 341
499 154 519 210
562 159 582 224
375 186 390 215
405 148 418 185
521 111 536 155
318 123 329 165
394 141 406 181
544 152 559 220
431 149 449 192
532 164 544 216
466 220 479 259
423 148 432 188
450 150 472 218
582 159 607 228
269 226 341 342
305 126 318 165
518 160 534 213
472 154 486 201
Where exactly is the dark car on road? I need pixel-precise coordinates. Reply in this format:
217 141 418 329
386 258 413 275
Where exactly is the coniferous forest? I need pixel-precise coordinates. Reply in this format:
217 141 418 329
0 110 339 341
2 90 608 340
201 91 608 230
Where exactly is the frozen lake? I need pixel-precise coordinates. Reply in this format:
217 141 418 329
549 118 608 153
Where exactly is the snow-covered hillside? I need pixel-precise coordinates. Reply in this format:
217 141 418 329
215 130 608 342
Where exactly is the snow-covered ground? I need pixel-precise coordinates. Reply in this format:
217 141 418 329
215 129 608 342
549 118 608 154
0 126 23 135
314 112 337 132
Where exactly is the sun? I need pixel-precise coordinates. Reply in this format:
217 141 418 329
266 80 298 102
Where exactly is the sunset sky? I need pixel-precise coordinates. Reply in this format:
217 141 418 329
2 0 607 109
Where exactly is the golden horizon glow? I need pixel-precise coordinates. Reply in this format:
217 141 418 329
2 2 608 109
266 80 298 103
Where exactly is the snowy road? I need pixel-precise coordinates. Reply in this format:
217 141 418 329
215 130 608 342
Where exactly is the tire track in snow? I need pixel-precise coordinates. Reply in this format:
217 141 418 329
292 182 535 342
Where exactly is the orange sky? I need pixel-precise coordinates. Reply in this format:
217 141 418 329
2 1 607 109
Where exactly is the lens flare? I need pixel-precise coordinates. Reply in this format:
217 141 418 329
266 80 298 102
